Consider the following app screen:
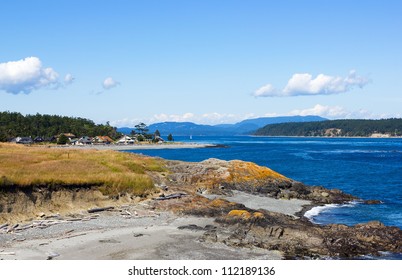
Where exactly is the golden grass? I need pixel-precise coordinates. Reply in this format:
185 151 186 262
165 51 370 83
0 144 166 196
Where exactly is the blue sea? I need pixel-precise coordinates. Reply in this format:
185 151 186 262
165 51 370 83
125 136 402 230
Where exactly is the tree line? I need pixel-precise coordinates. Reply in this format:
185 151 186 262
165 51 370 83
254 118 402 137
0 111 121 142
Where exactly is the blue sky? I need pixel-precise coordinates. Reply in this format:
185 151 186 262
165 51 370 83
1 0 401 126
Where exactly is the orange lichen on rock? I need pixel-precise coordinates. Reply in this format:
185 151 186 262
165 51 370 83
210 198 236 208
228 160 289 183
253 212 264 219
227 209 265 220
227 209 252 219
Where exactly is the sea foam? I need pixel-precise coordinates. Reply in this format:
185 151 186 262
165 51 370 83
304 202 357 224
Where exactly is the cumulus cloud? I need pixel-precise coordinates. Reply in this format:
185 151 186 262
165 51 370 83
64 73 75 85
289 104 350 118
0 57 61 94
252 84 278 97
253 70 370 97
287 104 398 119
151 113 195 123
102 77 120 90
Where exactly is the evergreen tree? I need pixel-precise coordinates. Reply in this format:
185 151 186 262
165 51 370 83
57 134 70 145
134 123 149 135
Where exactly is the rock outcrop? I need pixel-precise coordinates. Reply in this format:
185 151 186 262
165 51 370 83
155 158 402 259
166 158 355 204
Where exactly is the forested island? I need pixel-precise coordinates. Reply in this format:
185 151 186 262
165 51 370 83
0 111 120 142
254 118 402 137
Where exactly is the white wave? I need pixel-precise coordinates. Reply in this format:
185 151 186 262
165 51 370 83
304 202 357 223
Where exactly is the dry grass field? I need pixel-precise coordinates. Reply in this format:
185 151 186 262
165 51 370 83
0 143 166 197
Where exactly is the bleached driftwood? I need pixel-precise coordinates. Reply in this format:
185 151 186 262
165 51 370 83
0 252 15 255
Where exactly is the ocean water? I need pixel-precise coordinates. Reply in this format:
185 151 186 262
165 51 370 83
124 136 402 230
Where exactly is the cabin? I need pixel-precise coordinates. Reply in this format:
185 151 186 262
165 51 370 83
154 136 165 143
116 135 136 144
93 136 114 144
45 136 57 143
76 136 93 145
11 137 34 144
33 136 45 143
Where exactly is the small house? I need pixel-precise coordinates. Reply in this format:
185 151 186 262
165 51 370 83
76 136 93 145
116 135 136 144
34 136 45 143
11 137 33 144
45 136 57 143
154 136 165 143
93 136 114 144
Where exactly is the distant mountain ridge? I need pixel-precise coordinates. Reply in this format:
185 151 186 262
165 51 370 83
117 115 327 136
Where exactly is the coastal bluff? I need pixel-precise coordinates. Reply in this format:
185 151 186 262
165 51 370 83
1 144 401 259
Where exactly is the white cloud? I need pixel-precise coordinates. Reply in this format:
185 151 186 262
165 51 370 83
64 73 75 85
109 118 145 128
287 104 400 119
102 77 120 90
201 112 238 123
289 104 349 118
254 70 370 97
252 84 278 97
150 112 256 125
0 57 60 94
151 113 195 123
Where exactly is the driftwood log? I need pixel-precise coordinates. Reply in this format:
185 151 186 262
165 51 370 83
87 206 114 213
154 193 187 201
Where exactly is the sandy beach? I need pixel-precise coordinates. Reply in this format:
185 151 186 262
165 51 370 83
203 190 310 218
0 199 284 260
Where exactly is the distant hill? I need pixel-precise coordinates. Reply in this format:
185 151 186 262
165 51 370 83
254 118 402 137
118 116 327 136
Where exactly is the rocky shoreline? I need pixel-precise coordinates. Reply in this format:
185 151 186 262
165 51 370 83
1 156 402 259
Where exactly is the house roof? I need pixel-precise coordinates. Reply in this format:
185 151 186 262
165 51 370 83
95 136 114 142
60 133 76 138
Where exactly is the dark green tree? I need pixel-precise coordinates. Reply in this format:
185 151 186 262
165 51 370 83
167 133 174 141
134 123 149 135
57 134 70 145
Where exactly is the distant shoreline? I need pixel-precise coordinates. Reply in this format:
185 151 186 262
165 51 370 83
251 135 402 139
50 142 217 151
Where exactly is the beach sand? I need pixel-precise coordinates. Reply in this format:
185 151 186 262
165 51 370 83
0 201 285 260
203 190 310 217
